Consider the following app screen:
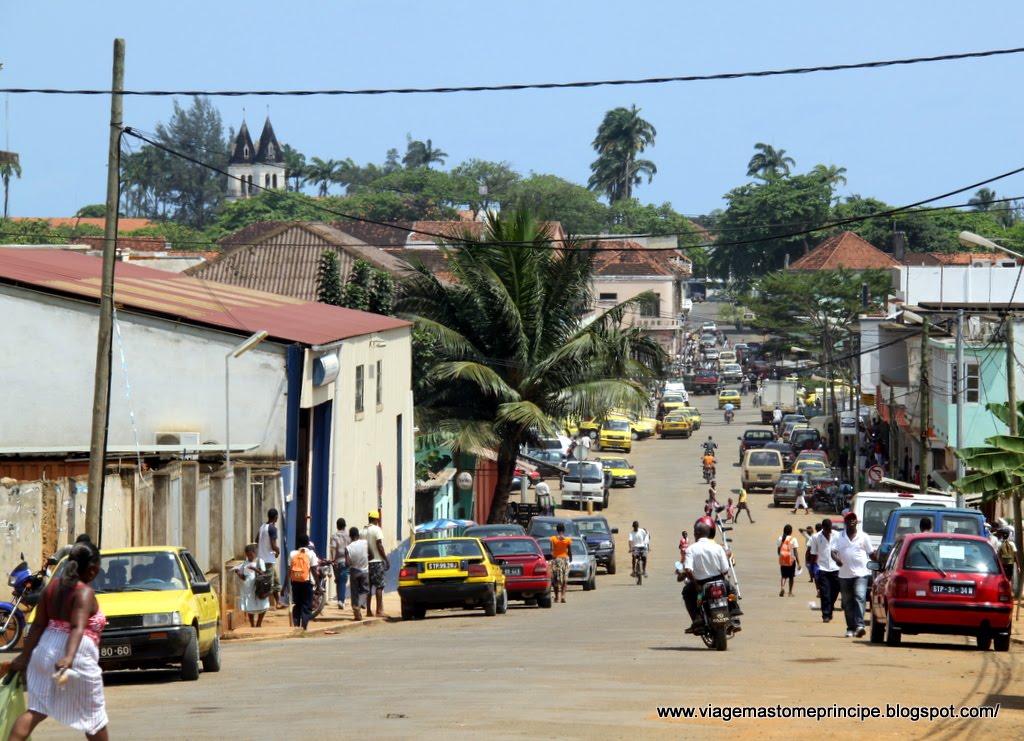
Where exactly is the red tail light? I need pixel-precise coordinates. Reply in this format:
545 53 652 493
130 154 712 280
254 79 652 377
707 584 725 599
893 576 908 598
533 561 548 576
399 566 419 580
467 563 488 577
998 578 1012 603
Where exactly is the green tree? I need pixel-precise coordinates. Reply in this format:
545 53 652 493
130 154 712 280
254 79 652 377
450 159 521 218
342 259 373 311
280 144 307 192
214 190 330 233
502 174 608 234
75 204 108 218
317 250 344 306
397 209 665 523
121 144 166 218
1 159 22 219
304 157 341 197
587 105 657 203
606 199 701 244
746 143 796 179
402 135 448 169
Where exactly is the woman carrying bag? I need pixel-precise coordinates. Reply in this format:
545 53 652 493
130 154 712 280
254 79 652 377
6 542 109 741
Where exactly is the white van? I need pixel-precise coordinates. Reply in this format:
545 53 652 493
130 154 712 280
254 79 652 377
848 491 956 550
561 460 610 510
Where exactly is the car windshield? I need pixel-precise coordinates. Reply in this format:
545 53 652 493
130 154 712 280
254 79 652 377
745 431 774 441
604 419 630 432
465 525 523 537
570 540 589 557
87 552 187 593
565 462 604 483
662 394 684 403
863 502 902 537
796 461 826 470
409 539 483 559
530 521 574 537
902 538 1000 574
576 520 610 535
748 451 780 466
600 458 628 468
484 539 541 556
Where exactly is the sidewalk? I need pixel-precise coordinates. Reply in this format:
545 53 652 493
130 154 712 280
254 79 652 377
223 591 403 642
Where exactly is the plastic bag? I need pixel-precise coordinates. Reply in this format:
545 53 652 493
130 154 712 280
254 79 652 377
0 671 27 740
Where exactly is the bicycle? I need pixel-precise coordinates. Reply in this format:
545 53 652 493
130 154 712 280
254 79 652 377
631 547 647 585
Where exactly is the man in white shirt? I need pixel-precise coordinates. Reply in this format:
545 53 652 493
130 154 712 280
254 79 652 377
628 520 650 577
808 518 840 624
362 511 390 618
832 511 874 638
534 480 552 515
257 508 283 609
681 521 735 632
344 527 370 621
579 434 592 459
772 406 784 435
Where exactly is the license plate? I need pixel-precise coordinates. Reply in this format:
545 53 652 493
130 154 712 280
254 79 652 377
932 582 974 596
427 562 458 570
758 474 771 480
100 644 132 659
502 566 523 576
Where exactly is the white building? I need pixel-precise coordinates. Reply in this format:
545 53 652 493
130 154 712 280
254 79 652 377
226 118 287 201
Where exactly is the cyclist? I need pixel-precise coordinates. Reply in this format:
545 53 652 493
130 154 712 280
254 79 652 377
628 520 650 578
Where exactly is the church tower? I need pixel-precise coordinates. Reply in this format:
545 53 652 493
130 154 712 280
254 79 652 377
226 118 287 201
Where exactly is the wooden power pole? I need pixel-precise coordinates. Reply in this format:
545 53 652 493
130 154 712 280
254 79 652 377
86 38 125 543
919 317 930 494
1005 317 1023 600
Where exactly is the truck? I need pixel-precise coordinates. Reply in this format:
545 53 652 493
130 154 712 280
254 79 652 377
760 379 799 424
693 370 720 395
560 460 611 510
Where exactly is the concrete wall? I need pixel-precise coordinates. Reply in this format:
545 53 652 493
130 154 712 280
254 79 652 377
0 286 288 458
897 264 1024 307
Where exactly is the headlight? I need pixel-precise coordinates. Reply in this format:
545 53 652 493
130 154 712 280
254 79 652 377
599 541 612 549
142 611 182 627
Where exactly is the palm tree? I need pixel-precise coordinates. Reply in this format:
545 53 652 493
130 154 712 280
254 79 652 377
397 210 666 523
402 136 448 169
1 159 22 219
969 188 998 212
280 144 307 192
303 157 342 197
587 105 657 203
746 143 796 179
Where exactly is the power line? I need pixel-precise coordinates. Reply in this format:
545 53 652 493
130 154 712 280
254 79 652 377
4 46 1024 98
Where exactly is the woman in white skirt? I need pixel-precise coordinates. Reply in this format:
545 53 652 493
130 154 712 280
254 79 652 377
7 542 108 741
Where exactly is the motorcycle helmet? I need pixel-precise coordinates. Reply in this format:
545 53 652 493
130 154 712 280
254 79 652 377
695 515 717 539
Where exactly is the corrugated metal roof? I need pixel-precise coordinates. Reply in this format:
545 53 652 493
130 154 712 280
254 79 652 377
0 247 410 345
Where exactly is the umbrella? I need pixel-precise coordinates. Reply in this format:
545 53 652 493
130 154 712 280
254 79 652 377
414 518 476 534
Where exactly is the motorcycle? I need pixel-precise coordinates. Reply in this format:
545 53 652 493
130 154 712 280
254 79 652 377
702 463 715 483
676 563 737 652
1 555 51 652
724 409 735 424
310 560 333 620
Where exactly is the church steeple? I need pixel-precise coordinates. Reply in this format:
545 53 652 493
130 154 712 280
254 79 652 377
255 118 284 164
229 121 256 165
226 117 287 201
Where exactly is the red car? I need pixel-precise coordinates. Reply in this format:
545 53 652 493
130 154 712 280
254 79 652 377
482 536 552 608
869 533 1013 650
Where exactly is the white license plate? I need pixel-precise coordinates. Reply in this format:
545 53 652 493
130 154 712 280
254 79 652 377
503 566 523 576
100 644 132 659
426 562 458 570
932 582 974 596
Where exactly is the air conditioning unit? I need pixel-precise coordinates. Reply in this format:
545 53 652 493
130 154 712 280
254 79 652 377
155 431 202 447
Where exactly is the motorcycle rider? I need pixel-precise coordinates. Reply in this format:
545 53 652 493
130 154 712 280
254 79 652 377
702 436 717 456
701 450 717 479
680 521 741 633
723 401 735 424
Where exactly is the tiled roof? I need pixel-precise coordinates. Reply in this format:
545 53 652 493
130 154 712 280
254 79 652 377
71 235 169 252
0 247 408 345
789 231 899 270
902 251 1020 266
10 217 156 232
191 222 413 301
590 240 679 277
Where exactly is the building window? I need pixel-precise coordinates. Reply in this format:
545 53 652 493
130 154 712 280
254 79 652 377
965 361 979 403
265 174 271 188
272 174 278 189
598 292 618 301
355 365 364 413
640 293 661 317
243 145 249 158
376 359 383 406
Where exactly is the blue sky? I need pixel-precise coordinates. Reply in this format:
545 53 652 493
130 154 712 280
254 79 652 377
3 1 1024 221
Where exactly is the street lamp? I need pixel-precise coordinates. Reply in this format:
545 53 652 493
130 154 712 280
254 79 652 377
225 330 269 479
958 230 1024 260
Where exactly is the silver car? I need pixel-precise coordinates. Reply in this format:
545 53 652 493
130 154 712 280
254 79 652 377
566 537 597 591
772 473 804 507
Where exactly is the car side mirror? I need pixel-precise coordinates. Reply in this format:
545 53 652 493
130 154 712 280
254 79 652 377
192 580 212 594
867 561 880 572
611 528 619 534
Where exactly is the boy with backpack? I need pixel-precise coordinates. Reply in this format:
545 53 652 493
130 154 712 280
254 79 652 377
997 528 1020 583
288 533 320 630
777 524 801 597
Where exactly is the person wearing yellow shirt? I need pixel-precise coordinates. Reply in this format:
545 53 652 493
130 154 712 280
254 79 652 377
734 487 755 523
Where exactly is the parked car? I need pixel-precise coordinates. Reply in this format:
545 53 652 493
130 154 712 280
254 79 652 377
875 507 986 566
509 467 541 491
398 537 508 620
738 428 774 463
463 524 527 538
763 441 796 471
676 407 702 430
566 537 598 591
527 517 583 559
659 411 693 439
848 491 956 551
741 448 785 492
481 536 552 608
792 459 828 476
81 546 221 681
597 417 632 453
660 392 688 414
717 350 737 366
703 348 721 361
790 428 824 454
693 370 720 394
771 473 804 507
574 516 619 574
718 389 741 409
793 450 829 467
869 533 1012 650
593 455 637 488
520 448 567 478
701 321 718 333
720 363 744 383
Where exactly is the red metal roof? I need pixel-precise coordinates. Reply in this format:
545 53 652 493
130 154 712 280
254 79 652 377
0 248 409 345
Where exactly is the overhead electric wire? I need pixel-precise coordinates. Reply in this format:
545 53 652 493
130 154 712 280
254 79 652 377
4 46 1024 97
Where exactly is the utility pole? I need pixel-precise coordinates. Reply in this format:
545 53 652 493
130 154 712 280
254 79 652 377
1005 317 1023 600
955 309 965 507
919 317 930 494
86 39 125 543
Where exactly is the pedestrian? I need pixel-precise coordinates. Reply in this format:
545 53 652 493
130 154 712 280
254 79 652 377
725 497 736 524
777 524 800 597
791 475 810 514
919 516 933 533
802 526 819 584
550 523 572 603
257 508 285 610
344 527 370 621
287 533 319 630
735 486 755 524
809 519 841 624
50 533 94 565
997 528 1020 583
678 531 689 561
535 479 552 516
705 481 719 516
902 448 910 482
6 541 108 741
329 518 351 610
579 434 592 459
362 510 390 618
832 511 873 638
235 543 269 627
912 464 920 486
772 406 784 436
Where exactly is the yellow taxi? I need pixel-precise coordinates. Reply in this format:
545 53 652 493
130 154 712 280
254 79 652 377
610 410 656 440
658 411 693 439
399 537 507 619
70 546 221 681
661 392 688 414
676 407 702 430
594 455 638 488
718 389 741 409
792 459 828 476
598 417 633 452
578 418 600 439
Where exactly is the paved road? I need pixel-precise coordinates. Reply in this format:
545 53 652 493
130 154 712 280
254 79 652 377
32 321 1024 740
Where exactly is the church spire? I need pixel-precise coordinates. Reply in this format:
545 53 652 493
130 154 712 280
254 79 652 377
255 118 283 164
229 121 256 165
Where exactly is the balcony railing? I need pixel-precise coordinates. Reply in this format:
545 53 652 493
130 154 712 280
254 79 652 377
633 316 682 330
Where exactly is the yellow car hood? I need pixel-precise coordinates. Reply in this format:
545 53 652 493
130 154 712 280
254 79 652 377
604 466 636 477
97 589 192 617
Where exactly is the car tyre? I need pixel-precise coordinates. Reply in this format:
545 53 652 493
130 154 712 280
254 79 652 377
869 613 884 644
537 593 553 609
977 633 992 651
496 588 508 615
631 431 639 441
884 611 901 647
201 632 221 673
589 574 597 590
401 601 414 621
412 604 427 620
180 627 200 681
607 557 616 575
582 575 593 591
994 631 1011 652
483 587 497 616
